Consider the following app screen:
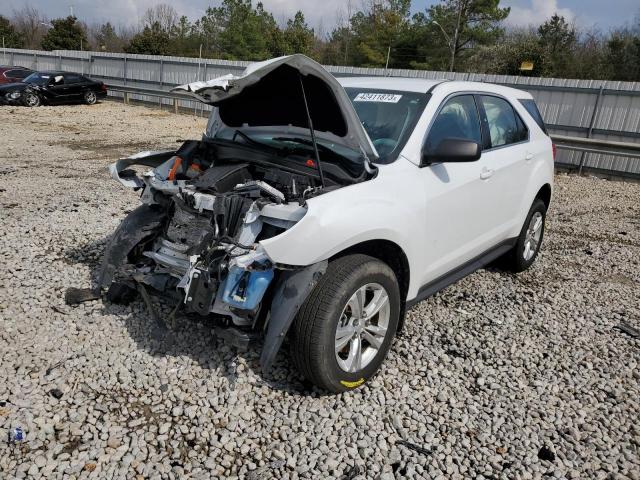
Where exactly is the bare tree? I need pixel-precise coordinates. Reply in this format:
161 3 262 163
141 4 178 32
118 24 139 45
12 4 48 49
316 17 325 41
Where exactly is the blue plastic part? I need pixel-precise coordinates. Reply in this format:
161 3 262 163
221 266 274 310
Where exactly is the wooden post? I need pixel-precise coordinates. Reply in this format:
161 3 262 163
124 92 129 105
174 98 178 115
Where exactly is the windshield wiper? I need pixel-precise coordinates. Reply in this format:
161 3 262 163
232 129 273 150
230 130 301 158
272 137 343 158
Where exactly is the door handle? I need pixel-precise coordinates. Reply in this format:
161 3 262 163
525 152 534 161
480 168 494 180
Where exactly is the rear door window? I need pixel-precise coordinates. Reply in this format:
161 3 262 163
479 95 528 148
425 95 482 152
519 99 548 135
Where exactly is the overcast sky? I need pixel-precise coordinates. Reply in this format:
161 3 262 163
1 0 637 33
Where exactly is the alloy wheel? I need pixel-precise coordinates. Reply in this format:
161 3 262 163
25 93 40 107
335 282 390 373
523 211 543 261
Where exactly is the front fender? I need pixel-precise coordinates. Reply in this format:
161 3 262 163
109 150 176 189
259 161 421 271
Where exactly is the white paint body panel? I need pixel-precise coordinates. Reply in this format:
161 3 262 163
256 76 554 301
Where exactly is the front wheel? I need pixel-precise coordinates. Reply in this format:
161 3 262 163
83 90 97 105
290 254 400 393
23 92 41 107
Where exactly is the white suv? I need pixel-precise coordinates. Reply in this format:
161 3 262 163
101 55 553 392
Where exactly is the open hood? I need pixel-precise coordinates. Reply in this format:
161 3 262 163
172 55 378 160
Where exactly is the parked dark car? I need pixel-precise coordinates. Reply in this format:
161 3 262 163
0 66 33 84
0 71 107 107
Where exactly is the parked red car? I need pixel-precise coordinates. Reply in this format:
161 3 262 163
0 66 33 84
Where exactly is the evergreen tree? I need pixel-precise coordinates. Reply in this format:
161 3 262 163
349 0 412 67
607 29 640 81
171 16 200 57
422 0 510 71
41 16 88 51
280 12 315 56
94 22 120 51
192 8 224 58
208 0 279 61
0 15 24 48
124 22 171 55
538 14 576 76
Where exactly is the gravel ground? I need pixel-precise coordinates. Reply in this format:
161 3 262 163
0 101 639 480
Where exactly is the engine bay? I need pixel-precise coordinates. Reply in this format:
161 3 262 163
102 138 371 332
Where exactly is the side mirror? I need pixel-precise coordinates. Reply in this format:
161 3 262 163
422 138 481 166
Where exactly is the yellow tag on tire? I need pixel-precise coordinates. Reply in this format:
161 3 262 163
340 378 365 388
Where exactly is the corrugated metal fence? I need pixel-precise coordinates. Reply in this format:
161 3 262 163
3 47 640 176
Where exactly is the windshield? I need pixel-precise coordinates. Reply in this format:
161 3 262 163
24 73 51 86
345 88 429 164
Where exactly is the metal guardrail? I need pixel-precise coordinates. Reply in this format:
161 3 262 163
105 83 640 169
550 135 640 160
107 84 199 114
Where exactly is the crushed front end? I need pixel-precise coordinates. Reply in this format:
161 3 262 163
96 54 378 369
98 139 341 368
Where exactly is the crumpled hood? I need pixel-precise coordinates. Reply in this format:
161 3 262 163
172 54 378 160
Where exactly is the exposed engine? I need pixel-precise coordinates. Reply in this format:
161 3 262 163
106 138 341 329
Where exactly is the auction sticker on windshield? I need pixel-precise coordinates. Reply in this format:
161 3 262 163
354 93 402 103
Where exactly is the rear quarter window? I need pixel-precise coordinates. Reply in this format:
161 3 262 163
519 99 548 135
6 69 31 79
64 74 83 84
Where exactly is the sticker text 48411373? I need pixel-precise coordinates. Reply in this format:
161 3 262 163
353 93 403 103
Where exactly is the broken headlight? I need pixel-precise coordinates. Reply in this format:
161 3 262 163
7 92 22 100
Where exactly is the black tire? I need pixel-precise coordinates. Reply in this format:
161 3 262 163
501 198 547 272
83 90 98 105
290 254 400 393
23 92 41 107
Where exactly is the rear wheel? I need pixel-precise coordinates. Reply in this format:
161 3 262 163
502 198 547 272
290 254 400 393
23 92 41 107
83 90 97 105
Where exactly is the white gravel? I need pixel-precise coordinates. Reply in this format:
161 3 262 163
1 101 639 479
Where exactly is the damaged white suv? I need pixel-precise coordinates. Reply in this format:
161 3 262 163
99 55 553 392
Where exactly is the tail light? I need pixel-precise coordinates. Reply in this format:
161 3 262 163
552 143 557 161
100 83 107 92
